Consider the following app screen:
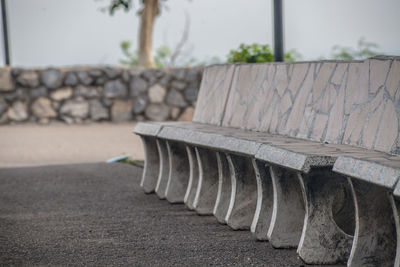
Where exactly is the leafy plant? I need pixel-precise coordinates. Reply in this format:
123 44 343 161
284 49 302 62
227 44 274 63
120 40 139 66
330 37 380 60
227 43 301 63
120 41 172 67
120 40 210 68
108 0 132 15
154 45 172 68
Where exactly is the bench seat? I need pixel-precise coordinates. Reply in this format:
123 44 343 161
334 155 400 189
135 121 400 177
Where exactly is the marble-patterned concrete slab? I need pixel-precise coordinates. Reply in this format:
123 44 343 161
220 56 400 155
193 64 236 125
222 64 270 129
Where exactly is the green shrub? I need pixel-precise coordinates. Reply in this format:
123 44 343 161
120 40 139 66
330 37 380 60
227 44 274 63
227 43 301 63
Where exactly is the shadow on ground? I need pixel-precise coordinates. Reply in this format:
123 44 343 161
0 163 339 266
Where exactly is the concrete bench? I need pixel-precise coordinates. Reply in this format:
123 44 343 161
134 56 400 266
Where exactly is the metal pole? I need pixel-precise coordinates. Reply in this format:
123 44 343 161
273 0 284 62
1 0 10 65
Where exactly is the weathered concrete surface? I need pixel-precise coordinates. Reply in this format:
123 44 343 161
297 170 354 265
0 163 321 266
250 159 273 241
165 141 190 203
155 139 170 199
0 123 144 168
268 166 305 248
184 145 199 209
213 152 231 224
193 147 219 215
348 179 397 266
390 196 400 266
225 154 258 230
140 136 159 193
134 121 163 136
333 156 400 190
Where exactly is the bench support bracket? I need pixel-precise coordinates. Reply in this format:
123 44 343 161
165 141 190 203
268 166 305 248
297 170 354 264
183 145 199 210
251 159 273 240
213 152 231 224
225 154 258 230
140 136 159 193
348 179 396 267
155 139 169 199
193 147 219 215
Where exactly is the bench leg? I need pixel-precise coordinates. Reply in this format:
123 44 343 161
213 152 231 224
155 139 169 199
250 159 273 241
225 154 258 230
268 166 305 248
140 136 159 193
193 147 219 215
165 141 190 203
297 170 354 264
389 195 400 267
348 179 396 267
183 145 199 210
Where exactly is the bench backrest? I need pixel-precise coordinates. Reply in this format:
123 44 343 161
193 56 400 155
192 64 235 125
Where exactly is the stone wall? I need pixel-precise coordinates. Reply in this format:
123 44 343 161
0 66 202 124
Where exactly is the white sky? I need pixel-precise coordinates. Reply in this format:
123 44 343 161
0 0 399 67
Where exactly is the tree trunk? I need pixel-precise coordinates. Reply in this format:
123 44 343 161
138 0 159 68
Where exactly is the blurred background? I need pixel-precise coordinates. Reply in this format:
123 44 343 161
1 0 400 67
0 0 399 167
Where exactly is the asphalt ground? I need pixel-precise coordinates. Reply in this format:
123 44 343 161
0 162 321 266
